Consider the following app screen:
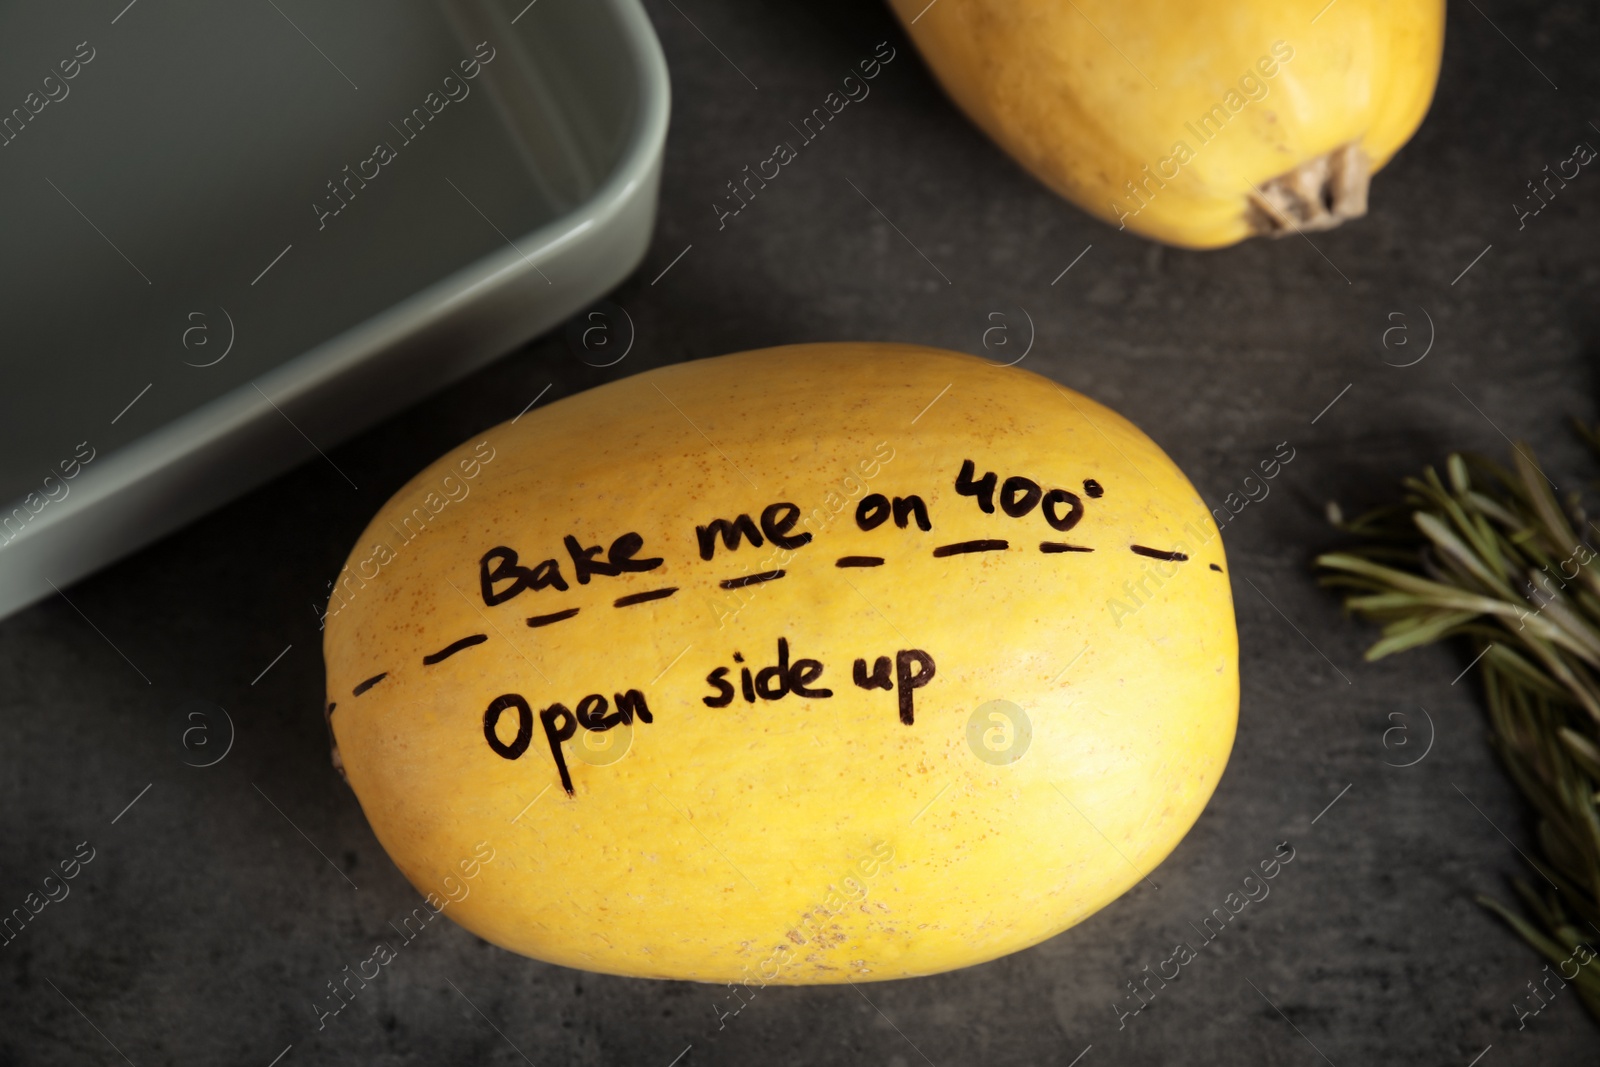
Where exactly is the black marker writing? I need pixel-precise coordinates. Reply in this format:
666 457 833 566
852 649 936 724
703 638 833 706
855 493 931 532
480 531 662 606
934 539 1008 557
696 502 813 561
484 688 653 796
956 459 1087 531
1131 545 1188 562
528 608 580 628
424 633 488 665
615 587 678 607
720 570 786 589
353 672 387 696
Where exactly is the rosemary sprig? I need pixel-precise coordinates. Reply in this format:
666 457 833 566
1315 432 1600 1018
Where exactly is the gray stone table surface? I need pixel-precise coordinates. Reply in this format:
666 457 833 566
4 1 1598 1064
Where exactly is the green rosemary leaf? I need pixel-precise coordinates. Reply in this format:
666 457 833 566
1319 437 1600 1022
1477 893 1579 966
1484 644 1570 701
1562 728 1600 782
1510 877 1561 933
1364 611 1477 659
1516 447 1583 557
1414 511 1511 595
1316 553 1509 609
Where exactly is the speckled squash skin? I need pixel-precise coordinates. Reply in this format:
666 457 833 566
323 343 1238 983
886 0 1445 248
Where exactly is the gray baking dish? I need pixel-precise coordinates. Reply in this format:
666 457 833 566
0 0 669 620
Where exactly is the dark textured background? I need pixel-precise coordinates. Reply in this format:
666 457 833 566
5 1 1598 1063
